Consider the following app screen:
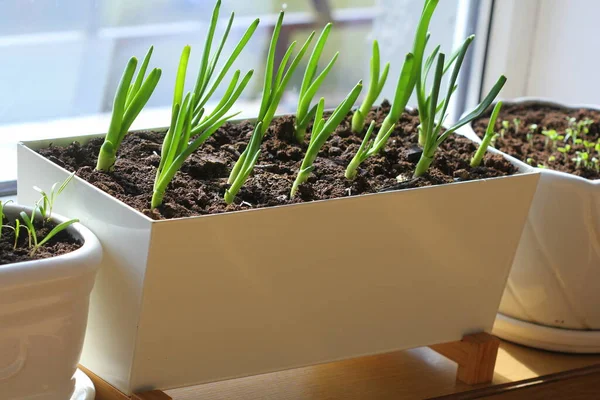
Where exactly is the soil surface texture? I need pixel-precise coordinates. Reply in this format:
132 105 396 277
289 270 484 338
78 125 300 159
0 216 82 265
472 102 600 180
38 102 518 220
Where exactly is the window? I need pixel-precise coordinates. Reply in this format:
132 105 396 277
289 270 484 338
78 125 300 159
0 0 472 195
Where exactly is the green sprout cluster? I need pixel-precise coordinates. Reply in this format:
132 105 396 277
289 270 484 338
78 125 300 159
151 0 258 208
525 117 599 171
93 0 511 211
1 174 78 256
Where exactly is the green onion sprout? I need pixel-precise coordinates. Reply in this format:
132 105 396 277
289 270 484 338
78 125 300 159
225 11 316 204
411 34 507 178
291 81 363 197
151 1 259 208
295 23 339 143
344 52 415 180
471 102 502 167
351 40 390 133
96 47 162 171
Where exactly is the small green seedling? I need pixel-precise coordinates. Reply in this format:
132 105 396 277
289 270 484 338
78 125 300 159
20 209 78 256
295 23 339 143
291 81 363 197
541 129 564 149
225 11 315 204
351 40 390 133
471 102 502 167
513 118 521 135
0 200 9 237
565 117 594 143
557 144 571 154
500 120 510 139
96 47 162 171
572 151 590 169
592 157 600 172
33 172 75 222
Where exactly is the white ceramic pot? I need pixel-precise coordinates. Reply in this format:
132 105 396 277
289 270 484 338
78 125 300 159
0 204 102 399
461 98 600 353
17 127 539 394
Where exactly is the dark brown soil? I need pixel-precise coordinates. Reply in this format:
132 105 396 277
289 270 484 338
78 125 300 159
0 216 82 265
38 102 517 220
472 102 600 180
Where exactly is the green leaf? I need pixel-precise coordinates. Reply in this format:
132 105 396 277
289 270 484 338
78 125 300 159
258 11 284 120
38 219 79 248
437 75 507 146
174 46 191 110
127 45 154 109
106 57 138 145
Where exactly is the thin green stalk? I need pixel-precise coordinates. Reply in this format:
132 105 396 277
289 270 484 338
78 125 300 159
96 47 162 171
351 40 390 133
295 23 339 143
471 102 502 167
414 0 440 145
374 0 436 144
225 11 315 204
375 52 415 153
291 81 363 197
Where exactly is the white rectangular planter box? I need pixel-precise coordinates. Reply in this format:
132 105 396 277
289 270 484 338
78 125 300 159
18 131 539 395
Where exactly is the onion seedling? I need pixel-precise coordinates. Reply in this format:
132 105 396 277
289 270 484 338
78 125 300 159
470 102 502 167
151 1 259 208
184 0 259 123
96 47 162 171
378 0 439 147
345 53 415 180
295 23 339 143
351 40 390 133
291 81 363 197
411 35 507 178
225 11 316 204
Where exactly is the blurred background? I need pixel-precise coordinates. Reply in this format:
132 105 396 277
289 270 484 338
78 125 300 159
2 0 597 189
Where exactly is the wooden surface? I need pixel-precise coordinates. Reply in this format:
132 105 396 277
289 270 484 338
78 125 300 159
430 333 500 384
91 340 600 400
132 391 173 400
163 341 600 400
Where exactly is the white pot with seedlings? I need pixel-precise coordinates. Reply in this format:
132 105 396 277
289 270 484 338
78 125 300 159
18 0 539 394
462 98 600 353
0 176 101 400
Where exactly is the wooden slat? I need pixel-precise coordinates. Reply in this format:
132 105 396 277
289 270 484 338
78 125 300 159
78 365 129 400
430 333 501 385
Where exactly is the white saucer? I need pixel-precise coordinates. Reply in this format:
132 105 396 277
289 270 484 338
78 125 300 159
493 313 600 353
71 369 95 400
